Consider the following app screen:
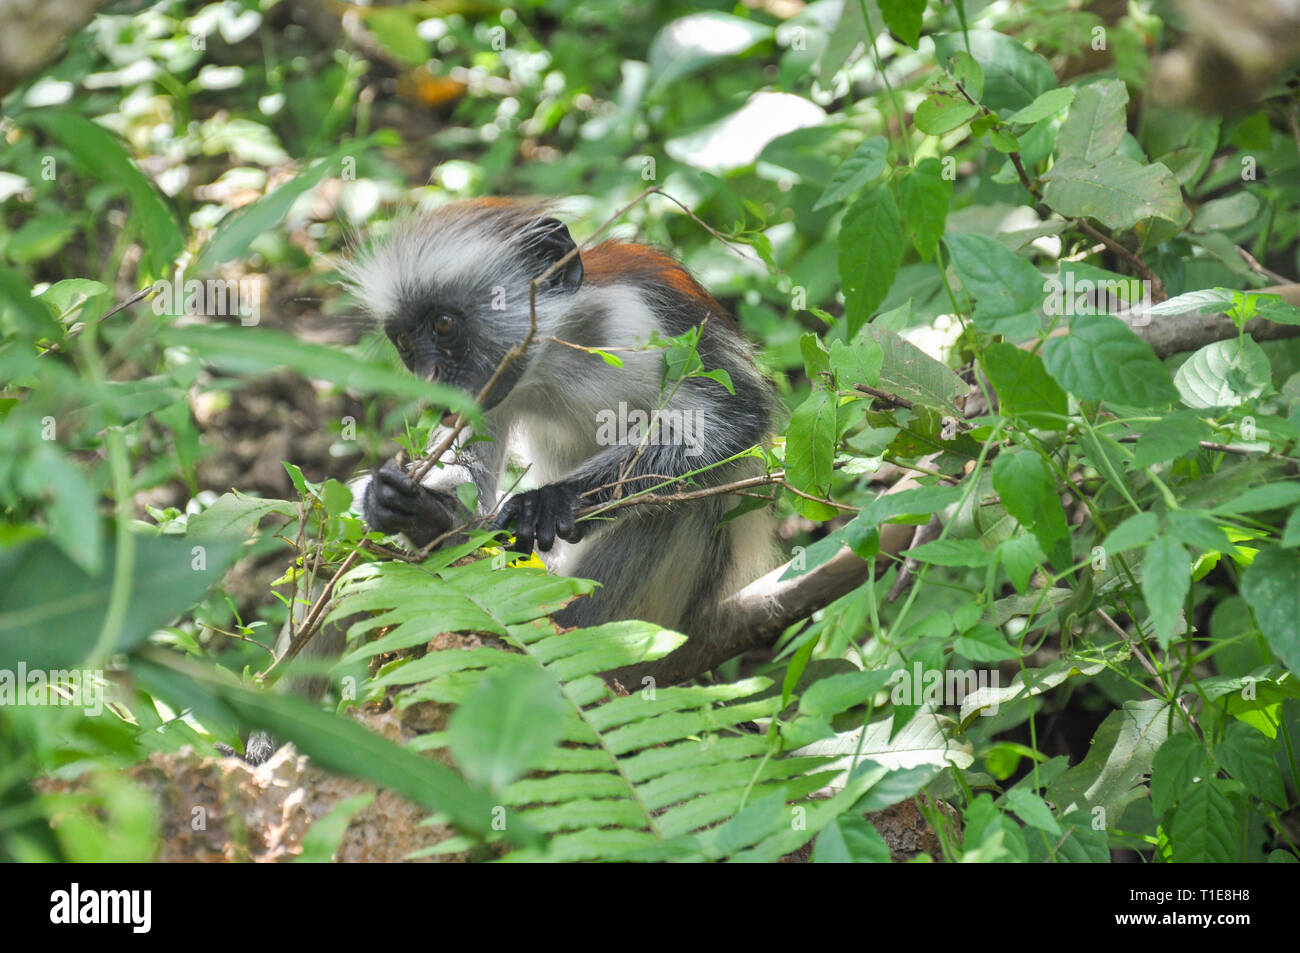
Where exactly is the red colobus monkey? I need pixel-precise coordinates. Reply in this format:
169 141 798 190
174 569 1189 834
343 199 780 680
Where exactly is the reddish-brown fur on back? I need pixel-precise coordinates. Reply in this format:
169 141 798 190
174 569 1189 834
581 240 734 327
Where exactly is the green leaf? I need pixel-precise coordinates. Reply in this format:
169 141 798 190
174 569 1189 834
1005 87 1076 124
1055 79 1128 163
879 0 925 48
1241 546 1300 676
785 389 838 512
16 443 103 574
448 667 568 794
980 343 1067 424
0 535 240 671
360 7 430 66
648 12 772 91
1142 535 1190 648
195 140 361 272
1170 778 1239 862
898 158 953 260
814 136 888 211
1217 722 1286 806
855 484 963 527
904 538 994 567
856 324 965 413
828 334 883 389
992 451 1072 571
1041 314 1178 405
1003 788 1061 836
1047 700 1170 820
1173 337 1271 409
931 31 1055 113
295 794 375 862
1132 413 1212 467
913 95 978 136
1212 483 1300 516
1191 193 1260 232
838 186 904 334
945 233 1045 339
23 111 182 277
955 623 1018 662
1041 154 1184 230
159 325 479 415
812 814 890 862
799 668 896 718
1151 734 1208 818
996 533 1045 593
1102 511 1158 555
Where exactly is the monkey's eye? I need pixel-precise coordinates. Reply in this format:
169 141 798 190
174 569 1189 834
433 314 456 338
393 333 412 354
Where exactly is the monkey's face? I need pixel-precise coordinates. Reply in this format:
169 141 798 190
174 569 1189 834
384 293 508 403
353 202 586 410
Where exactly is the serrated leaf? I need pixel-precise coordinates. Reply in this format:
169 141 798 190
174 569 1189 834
981 343 1067 424
1142 535 1190 647
992 451 1072 571
1056 79 1128 163
838 186 905 334
856 324 965 413
1041 314 1178 405
1241 546 1300 676
932 31 1055 113
1041 154 1184 230
945 234 1045 339
815 136 888 211
1173 337 1270 409
898 158 953 260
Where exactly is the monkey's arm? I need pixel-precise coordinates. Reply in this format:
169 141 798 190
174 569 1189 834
356 424 503 548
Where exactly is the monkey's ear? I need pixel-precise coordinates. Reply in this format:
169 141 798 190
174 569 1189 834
530 218 583 294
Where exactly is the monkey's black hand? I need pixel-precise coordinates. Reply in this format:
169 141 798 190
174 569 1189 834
492 484 584 554
362 460 453 547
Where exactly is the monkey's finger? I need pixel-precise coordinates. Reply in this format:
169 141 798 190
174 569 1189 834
377 464 420 497
552 497 577 544
535 506 557 552
515 493 539 554
490 497 520 531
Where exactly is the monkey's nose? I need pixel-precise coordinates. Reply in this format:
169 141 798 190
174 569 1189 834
427 366 442 382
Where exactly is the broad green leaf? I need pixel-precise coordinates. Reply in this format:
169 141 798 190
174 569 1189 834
828 333 883 389
838 186 904 334
996 533 1045 593
980 343 1067 424
992 451 1072 571
1191 193 1260 232
1173 337 1270 409
1217 722 1286 806
187 492 297 539
1241 546 1300 675
945 233 1044 339
1056 79 1127 163
1041 154 1184 230
0 535 239 671
812 814 890 862
898 158 952 260
855 484 963 527
784 389 837 501
879 0 925 49
799 668 896 718
1212 483 1300 516
954 623 1018 662
448 667 568 794
1005 87 1075 124
1003 788 1061 836
1132 413 1212 467
932 31 1055 113
815 136 888 211
16 443 103 574
1151 734 1208 818
1102 511 1158 555
1170 778 1239 862
913 94 978 135
904 538 994 567
1142 535 1190 647
856 324 965 413
1041 314 1178 405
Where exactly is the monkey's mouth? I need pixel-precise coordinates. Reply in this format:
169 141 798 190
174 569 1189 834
441 411 460 427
